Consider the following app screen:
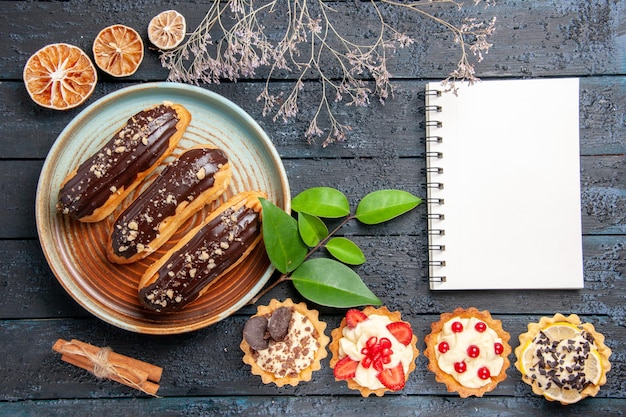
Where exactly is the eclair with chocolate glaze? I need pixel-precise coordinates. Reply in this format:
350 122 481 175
138 190 267 313
107 146 233 264
57 102 191 222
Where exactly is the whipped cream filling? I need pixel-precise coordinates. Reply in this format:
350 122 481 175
338 314 414 390
254 311 319 378
434 316 504 389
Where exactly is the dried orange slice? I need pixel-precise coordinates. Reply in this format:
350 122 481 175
148 10 186 50
93 24 144 77
23 43 97 110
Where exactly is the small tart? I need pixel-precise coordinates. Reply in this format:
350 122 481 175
514 313 612 405
424 307 511 398
329 306 419 397
240 298 329 387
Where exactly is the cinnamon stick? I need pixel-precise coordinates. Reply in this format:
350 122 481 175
69 339 162 382
60 352 160 396
53 338 162 396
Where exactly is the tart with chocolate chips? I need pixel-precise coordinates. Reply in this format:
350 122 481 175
240 299 329 387
515 313 612 405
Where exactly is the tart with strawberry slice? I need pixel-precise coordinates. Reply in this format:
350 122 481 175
329 306 419 397
424 307 511 397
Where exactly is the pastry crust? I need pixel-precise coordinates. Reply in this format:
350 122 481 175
329 306 419 397
240 298 329 387
424 307 511 398
58 102 191 222
514 313 612 405
107 145 232 264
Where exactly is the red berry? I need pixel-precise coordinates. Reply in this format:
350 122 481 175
376 363 406 391
345 309 368 329
477 366 491 380
361 336 394 372
454 361 467 373
333 356 359 380
365 336 378 349
438 341 449 353
494 342 504 355
361 356 373 369
386 322 413 346
474 322 487 332
451 321 464 333
467 345 480 358
380 337 392 349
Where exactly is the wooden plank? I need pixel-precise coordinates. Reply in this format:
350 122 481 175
2 153 622 238
0 240 87 319
1 395 625 417
2 1 625 81
0 314 623 400
2 234 623 319
2 76 625 160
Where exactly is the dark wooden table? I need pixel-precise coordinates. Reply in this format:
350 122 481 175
1 1 624 416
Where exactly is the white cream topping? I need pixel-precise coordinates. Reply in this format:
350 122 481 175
338 314 414 390
255 311 319 378
434 316 504 388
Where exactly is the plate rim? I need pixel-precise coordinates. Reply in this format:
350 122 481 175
35 81 290 334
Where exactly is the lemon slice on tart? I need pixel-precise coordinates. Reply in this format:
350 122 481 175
541 322 579 341
514 313 611 405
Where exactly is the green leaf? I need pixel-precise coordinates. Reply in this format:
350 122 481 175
355 190 422 225
298 212 329 247
325 237 366 265
259 198 308 274
291 187 350 218
291 258 381 307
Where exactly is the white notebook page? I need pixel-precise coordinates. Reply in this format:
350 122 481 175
425 78 583 290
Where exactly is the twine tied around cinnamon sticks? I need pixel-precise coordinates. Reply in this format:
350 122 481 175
53 338 162 396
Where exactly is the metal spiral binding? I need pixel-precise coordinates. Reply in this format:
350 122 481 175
424 87 446 284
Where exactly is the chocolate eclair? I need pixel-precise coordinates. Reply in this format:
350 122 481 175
57 102 191 222
107 146 232 264
138 190 267 313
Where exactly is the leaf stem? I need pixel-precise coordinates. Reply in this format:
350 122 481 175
303 214 355 261
247 213 356 305
247 272 290 305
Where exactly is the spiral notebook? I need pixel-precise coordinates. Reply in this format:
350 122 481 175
425 78 584 290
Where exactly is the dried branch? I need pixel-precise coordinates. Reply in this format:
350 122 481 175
159 0 496 146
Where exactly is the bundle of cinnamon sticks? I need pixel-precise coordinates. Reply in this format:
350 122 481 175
52 338 162 396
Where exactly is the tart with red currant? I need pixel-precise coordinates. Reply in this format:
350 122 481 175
329 306 419 397
424 307 511 397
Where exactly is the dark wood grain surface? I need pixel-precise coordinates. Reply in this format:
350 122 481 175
1 1 624 416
